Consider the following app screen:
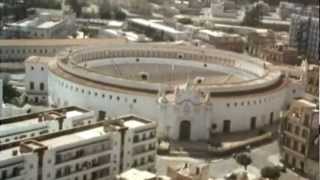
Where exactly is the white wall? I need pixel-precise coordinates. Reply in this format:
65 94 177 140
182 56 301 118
48 69 302 141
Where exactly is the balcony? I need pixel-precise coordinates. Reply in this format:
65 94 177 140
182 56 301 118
55 154 111 178
55 143 112 164
133 132 156 144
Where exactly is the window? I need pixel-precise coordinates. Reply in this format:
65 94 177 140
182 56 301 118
41 67 44 71
291 157 296 166
293 141 298 151
223 120 231 133
31 66 34 70
287 123 292 132
303 114 309 126
295 126 300 135
300 144 306 154
250 117 256 130
30 82 34 90
302 129 308 138
40 82 45 91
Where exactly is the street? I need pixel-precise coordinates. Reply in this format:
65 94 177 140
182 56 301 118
156 141 307 180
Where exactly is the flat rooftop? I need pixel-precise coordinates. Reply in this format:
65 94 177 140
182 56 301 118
25 56 53 65
200 29 240 37
0 107 89 138
0 38 126 47
0 126 107 161
123 120 146 129
213 23 269 34
0 106 88 125
118 168 156 179
37 21 61 29
0 122 48 138
129 18 185 34
41 127 106 148
295 99 317 108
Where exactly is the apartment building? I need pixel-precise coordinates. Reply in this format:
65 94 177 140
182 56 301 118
247 31 276 57
198 29 243 53
280 98 319 180
0 106 100 145
0 115 157 180
289 14 319 62
259 43 299 65
25 56 51 104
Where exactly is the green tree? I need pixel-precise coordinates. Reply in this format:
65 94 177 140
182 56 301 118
130 0 152 16
99 0 112 19
260 166 281 180
178 17 193 25
114 7 126 20
3 82 20 104
67 0 82 17
235 153 252 171
242 4 263 27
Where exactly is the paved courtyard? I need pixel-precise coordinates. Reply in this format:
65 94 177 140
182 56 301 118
156 141 307 180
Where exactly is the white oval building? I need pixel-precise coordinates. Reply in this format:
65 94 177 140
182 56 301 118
46 44 304 141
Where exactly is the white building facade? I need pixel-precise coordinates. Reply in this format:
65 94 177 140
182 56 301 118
0 115 157 180
0 106 98 145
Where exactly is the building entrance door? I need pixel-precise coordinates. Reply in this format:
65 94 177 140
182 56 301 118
179 120 191 141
